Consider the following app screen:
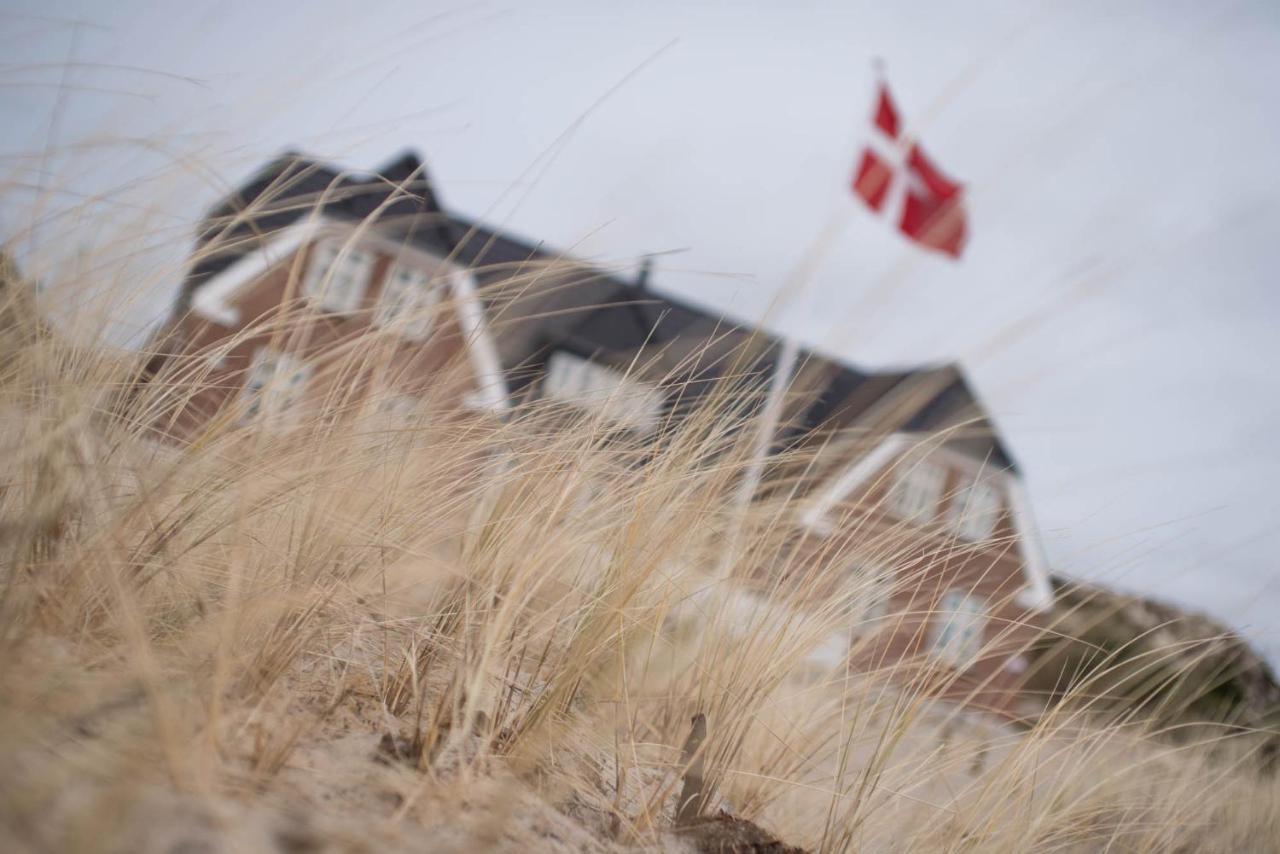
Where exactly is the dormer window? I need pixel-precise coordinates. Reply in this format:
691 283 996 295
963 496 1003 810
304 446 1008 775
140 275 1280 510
303 240 374 313
375 262 442 341
240 349 311 426
886 459 946 523
543 350 666 434
948 477 1003 542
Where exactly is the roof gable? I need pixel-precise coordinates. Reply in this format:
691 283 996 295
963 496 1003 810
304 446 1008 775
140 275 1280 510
179 150 455 311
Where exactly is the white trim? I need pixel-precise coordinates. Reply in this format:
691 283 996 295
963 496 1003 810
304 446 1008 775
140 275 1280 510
733 336 802 529
450 268 510 414
799 433 912 534
1008 477 1054 612
191 219 321 326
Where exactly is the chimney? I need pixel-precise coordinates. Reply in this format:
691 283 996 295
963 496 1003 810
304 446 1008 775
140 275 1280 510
635 256 653 293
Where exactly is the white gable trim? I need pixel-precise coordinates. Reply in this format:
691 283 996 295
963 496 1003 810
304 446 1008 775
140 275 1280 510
191 219 321 326
799 432 912 534
450 268 510 414
187 214 511 415
799 430 1054 613
1007 477 1054 611
190 216 457 325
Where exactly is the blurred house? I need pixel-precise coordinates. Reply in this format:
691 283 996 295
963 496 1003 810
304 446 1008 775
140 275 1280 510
145 151 510 437
150 151 1053 717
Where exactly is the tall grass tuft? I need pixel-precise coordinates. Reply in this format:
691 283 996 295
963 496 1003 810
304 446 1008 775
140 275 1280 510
0 225 1277 853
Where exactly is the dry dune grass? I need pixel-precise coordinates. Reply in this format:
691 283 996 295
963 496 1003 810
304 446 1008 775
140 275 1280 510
1 234 1278 854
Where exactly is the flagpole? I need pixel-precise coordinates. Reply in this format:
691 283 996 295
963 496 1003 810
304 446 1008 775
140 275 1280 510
717 59 885 582
720 206 852 581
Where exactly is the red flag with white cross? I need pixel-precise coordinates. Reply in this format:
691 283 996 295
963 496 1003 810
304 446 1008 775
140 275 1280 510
852 81 968 259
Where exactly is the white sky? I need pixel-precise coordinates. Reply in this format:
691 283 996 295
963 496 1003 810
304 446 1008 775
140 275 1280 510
3 1 1279 658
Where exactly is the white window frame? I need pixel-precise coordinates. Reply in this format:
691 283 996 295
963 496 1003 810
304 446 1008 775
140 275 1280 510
240 349 312 426
931 590 986 668
374 261 443 342
303 240 374 314
948 477 1004 542
543 350 666 435
886 459 946 523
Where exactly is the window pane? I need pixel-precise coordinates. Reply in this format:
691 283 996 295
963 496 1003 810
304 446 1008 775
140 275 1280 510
240 350 311 427
375 262 441 341
931 590 986 667
949 478 1003 542
377 393 421 423
304 241 372 313
543 351 666 434
887 460 945 522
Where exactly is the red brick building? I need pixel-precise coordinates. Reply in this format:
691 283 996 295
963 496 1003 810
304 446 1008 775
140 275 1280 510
150 151 1053 717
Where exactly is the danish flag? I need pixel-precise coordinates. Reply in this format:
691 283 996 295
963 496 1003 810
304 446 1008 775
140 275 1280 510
851 81 968 258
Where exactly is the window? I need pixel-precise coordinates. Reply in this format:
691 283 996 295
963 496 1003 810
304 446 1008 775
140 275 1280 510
948 477 1004 542
886 460 946 523
374 392 421 424
240 350 311 426
374 262 442 341
303 240 374 313
931 590 986 668
807 628 854 672
543 350 667 434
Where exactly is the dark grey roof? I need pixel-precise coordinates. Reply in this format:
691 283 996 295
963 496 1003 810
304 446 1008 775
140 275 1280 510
178 150 456 311
179 150 1018 474
535 290 1017 473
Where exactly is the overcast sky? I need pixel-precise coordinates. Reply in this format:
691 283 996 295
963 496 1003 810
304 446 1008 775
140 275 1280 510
3 1 1279 658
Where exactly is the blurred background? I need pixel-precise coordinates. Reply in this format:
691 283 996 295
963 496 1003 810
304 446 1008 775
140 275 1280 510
2 0 1278 658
